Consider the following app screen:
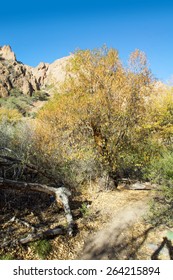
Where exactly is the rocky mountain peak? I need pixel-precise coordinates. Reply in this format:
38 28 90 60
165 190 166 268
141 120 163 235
0 45 16 61
0 45 70 98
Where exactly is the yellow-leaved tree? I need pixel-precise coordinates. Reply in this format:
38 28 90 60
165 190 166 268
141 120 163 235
37 47 155 188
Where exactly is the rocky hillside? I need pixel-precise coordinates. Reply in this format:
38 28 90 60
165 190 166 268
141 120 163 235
0 45 69 98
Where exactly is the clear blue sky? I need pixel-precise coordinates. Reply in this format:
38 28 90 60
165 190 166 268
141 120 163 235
1 0 173 82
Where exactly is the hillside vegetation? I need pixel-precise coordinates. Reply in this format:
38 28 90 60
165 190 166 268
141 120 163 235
0 46 173 259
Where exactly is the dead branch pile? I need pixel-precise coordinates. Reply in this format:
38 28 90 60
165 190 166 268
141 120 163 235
0 148 75 247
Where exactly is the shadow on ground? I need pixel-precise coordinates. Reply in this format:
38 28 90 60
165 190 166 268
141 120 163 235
78 201 153 260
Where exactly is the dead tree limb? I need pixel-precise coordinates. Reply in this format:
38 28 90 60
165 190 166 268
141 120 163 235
1 226 66 248
1 216 67 248
0 177 74 236
10 216 36 233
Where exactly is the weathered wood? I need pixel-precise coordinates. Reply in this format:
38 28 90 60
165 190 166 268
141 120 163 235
0 177 74 236
1 226 66 248
10 216 36 233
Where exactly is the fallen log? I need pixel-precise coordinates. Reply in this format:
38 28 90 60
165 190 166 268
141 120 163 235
0 177 74 237
1 226 66 248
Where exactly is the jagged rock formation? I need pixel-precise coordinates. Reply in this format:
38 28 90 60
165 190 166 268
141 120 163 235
0 45 70 98
31 62 49 86
0 45 16 61
0 45 40 97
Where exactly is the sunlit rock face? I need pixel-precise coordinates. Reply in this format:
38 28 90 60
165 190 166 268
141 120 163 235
0 45 40 97
0 45 71 97
0 45 16 61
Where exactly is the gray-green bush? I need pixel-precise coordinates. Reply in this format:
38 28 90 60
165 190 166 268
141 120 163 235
147 151 173 226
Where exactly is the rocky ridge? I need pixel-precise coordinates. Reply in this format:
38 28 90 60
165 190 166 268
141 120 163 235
0 45 69 97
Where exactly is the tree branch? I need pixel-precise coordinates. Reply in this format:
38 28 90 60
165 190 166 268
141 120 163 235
0 177 74 236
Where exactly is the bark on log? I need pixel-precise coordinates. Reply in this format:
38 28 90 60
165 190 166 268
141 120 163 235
1 226 66 248
0 177 74 236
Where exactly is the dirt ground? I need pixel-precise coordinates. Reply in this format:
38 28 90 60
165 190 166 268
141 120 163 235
0 184 172 260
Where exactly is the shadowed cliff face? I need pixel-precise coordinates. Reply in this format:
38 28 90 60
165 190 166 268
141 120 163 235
0 45 70 97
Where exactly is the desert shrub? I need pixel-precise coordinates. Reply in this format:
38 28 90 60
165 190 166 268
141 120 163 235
79 202 90 217
29 240 52 259
0 89 49 116
0 119 79 187
31 91 49 102
147 151 173 226
9 88 23 97
0 253 15 260
0 95 31 116
0 107 22 123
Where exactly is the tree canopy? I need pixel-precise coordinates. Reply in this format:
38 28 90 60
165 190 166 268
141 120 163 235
36 47 157 186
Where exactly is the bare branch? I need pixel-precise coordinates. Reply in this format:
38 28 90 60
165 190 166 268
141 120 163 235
0 177 74 236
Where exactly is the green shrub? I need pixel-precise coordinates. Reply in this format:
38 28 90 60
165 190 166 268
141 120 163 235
9 88 23 97
0 95 31 116
29 240 52 259
0 89 49 117
31 91 49 102
0 253 15 260
147 151 173 226
80 202 90 217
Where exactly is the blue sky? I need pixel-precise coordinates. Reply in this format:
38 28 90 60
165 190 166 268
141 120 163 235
1 0 173 82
